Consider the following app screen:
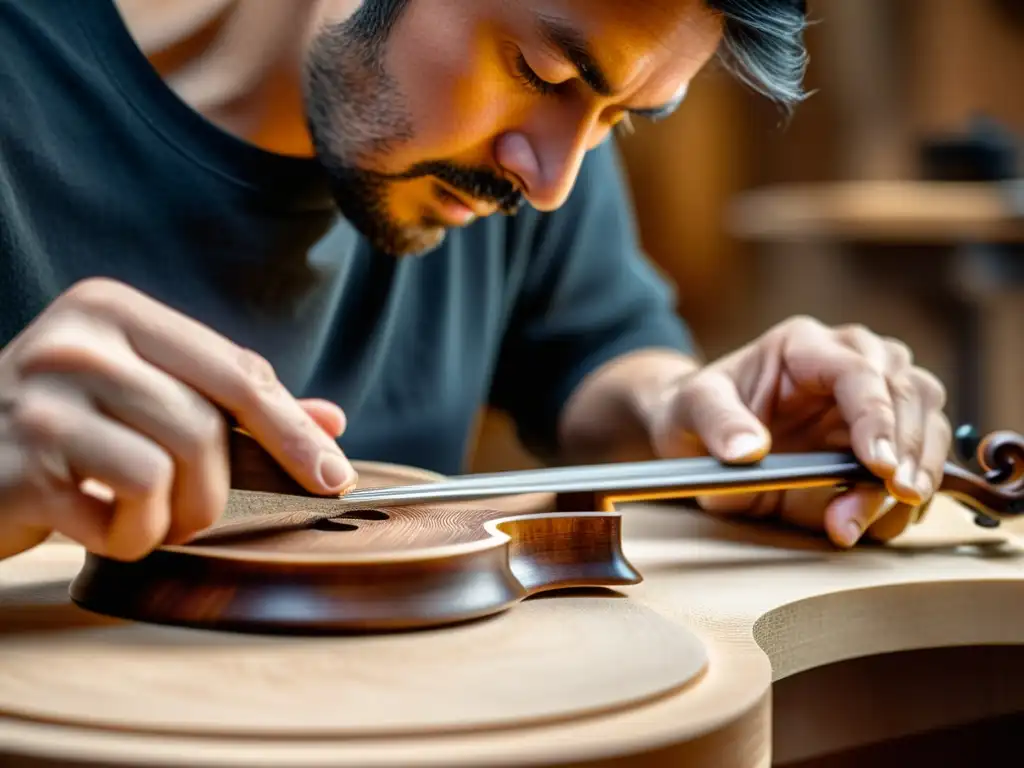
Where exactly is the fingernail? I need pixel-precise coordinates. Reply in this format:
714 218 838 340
915 469 933 498
895 459 916 491
318 452 355 491
724 432 764 461
872 438 898 468
839 520 862 548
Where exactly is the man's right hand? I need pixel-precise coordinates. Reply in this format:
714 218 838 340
0 278 357 562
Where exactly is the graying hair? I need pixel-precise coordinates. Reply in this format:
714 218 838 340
706 0 811 112
344 0 811 112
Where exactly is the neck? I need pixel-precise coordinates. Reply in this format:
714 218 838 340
114 0 320 156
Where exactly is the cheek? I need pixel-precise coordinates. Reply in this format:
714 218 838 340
381 6 525 164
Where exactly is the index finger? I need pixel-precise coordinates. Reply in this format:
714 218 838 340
63 279 357 496
781 322 912 497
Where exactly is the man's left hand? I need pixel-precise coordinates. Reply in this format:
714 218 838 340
644 316 951 548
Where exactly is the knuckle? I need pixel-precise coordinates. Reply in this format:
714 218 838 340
888 374 917 404
234 347 282 405
680 368 716 396
838 322 874 341
671 371 724 417
857 403 896 434
884 337 914 368
61 277 134 310
779 314 825 338
9 389 64 444
910 367 947 407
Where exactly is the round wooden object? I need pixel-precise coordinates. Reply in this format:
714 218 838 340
0 558 706 738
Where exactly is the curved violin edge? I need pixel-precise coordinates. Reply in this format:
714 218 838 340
939 427 1024 526
68 510 641 635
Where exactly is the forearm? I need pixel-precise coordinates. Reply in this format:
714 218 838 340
555 348 701 465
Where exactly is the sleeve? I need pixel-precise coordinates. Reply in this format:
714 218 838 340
488 140 698 459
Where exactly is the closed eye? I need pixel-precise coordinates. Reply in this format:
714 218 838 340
514 52 558 95
630 104 677 123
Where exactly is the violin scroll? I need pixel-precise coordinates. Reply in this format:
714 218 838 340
944 425 1024 527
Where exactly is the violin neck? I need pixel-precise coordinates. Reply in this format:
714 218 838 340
226 425 1024 532
228 428 873 507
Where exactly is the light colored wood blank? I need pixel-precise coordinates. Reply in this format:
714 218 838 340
3 489 1024 766
0 556 706 737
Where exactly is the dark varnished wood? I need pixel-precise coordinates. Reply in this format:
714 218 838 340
69 470 641 633
68 424 1024 634
70 500 640 634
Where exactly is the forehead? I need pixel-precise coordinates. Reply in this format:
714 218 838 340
538 0 725 91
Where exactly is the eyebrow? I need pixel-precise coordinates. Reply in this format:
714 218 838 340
534 14 686 120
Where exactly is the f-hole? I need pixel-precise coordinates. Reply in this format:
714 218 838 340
310 509 390 532
311 519 359 532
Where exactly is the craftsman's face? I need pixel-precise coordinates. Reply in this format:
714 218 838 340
302 0 722 256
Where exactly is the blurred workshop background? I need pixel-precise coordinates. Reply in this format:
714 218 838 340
130 0 1024 473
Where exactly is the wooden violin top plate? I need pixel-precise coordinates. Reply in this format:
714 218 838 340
5 483 1024 767
188 460 560 561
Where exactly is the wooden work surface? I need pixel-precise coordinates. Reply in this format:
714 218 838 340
4 476 1024 767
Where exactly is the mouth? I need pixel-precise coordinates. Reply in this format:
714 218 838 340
432 182 498 225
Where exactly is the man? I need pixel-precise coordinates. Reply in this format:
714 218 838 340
0 0 950 563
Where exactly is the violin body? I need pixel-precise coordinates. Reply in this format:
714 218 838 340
68 469 641 633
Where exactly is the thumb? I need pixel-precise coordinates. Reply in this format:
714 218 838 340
298 398 347 438
657 370 771 463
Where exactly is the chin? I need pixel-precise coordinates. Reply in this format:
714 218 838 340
319 177 445 258
387 223 449 258
357 207 452 258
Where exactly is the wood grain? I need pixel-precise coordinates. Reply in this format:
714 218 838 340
0 572 706 738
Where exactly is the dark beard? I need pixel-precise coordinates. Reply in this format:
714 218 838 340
302 10 524 257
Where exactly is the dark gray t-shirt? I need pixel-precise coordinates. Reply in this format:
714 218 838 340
0 0 694 474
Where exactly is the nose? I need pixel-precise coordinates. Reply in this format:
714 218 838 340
494 117 598 212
